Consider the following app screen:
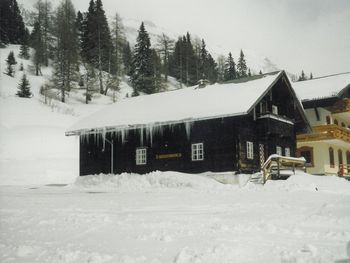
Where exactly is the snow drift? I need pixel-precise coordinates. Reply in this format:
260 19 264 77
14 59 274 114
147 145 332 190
74 171 234 192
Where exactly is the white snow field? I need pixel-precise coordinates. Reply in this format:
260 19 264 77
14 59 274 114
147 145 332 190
1 171 350 262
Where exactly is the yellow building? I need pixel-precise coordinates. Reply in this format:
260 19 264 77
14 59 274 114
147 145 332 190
293 73 350 176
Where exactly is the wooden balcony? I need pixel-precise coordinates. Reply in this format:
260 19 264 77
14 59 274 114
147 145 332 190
297 124 350 144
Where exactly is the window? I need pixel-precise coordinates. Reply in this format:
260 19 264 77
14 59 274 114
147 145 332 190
260 101 267 114
329 147 334 168
191 143 204 161
246 141 254 160
136 148 147 165
276 146 282 156
341 122 345 128
338 150 343 165
326 116 331 124
272 105 278 115
285 147 291 157
334 119 338 125
298 146 313 166
346 151 350 165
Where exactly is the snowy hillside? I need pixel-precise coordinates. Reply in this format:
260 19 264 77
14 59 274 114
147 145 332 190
0 45 128 185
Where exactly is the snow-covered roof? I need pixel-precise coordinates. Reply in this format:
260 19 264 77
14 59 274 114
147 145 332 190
292 72 350 101
67 71 284 135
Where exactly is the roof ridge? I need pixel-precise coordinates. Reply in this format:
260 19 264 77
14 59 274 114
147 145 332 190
300 72 350 82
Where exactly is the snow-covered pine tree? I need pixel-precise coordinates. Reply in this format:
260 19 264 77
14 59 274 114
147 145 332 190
17 74 32 98
130 22 155 94
224 52 236 81
237 49 247 78
5 51 17 77
51 0 79 103
19 29 30 59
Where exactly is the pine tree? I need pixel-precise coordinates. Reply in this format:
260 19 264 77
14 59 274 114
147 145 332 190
30 21 44 75
224 52 236 81
51 0 79 103
81 62 98 104
34 0 53 66
216 55 225 82
0 0 27 45
17 74 32 97
199 39 208 79
248 68 252 77
6 51 17 76
19 62 24 71
156 33 174 81
184 33 197 86
151 49 164 92
111 12 125 87
310 72 313 79
237 49 247 78
298 70 306 81
122 41 132 75
19 28 30 59
259 70 263 75
80 0 113 94
130 22 155 94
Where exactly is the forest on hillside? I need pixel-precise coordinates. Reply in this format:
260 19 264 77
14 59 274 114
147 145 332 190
1 0 312 103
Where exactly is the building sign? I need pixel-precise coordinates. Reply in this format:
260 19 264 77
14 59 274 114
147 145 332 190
156 153 182 159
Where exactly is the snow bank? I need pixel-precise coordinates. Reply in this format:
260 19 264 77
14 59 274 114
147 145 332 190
265 172 350 194
74 171 232 192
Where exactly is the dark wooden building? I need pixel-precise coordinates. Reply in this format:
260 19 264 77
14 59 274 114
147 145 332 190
66 71 310 176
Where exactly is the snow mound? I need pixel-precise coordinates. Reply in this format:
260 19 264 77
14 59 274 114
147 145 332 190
74 171 231 192
265 172 350 194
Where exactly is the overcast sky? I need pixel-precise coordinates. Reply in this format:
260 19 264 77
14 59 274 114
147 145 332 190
23 0 350 76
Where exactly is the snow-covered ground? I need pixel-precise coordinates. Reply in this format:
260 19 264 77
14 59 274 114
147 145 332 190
1 171 350 262
1 45 350 263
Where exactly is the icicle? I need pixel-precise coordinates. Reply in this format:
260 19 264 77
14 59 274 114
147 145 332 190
185 121 193 140
149 124 153 147
140 126 144 146
102 128 106 150
121 129 125 144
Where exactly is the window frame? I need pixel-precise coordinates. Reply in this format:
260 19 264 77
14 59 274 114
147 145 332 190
285 147 291 157
329 147 335 168
297 146 314 167
246 141 254 160
191 143 204 161
272 105 278 115
276 146 282 156
136 147 147 165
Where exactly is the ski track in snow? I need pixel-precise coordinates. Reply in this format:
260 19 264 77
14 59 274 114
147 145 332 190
1 173 350 263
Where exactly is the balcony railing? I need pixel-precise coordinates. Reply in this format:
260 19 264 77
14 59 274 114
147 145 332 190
297 124 350 144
